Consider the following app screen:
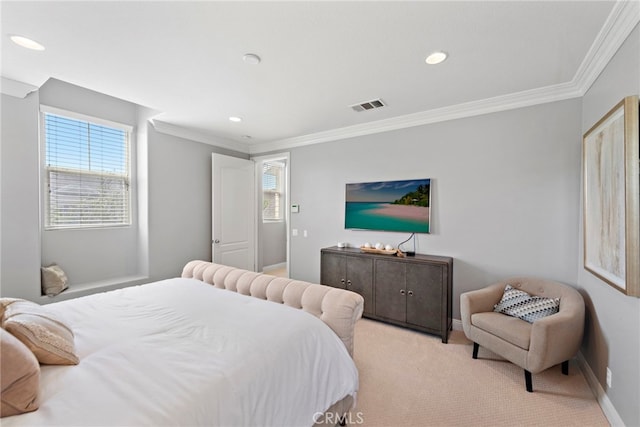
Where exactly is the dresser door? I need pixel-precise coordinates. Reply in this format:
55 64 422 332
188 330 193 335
374 259 406 323
321 252 346 289
346 256 374 315
406 263 442 330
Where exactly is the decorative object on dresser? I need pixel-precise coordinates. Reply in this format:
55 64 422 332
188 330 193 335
321 246 453 343
460 277 585 392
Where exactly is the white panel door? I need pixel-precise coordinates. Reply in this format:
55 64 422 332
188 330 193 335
212 154 255 270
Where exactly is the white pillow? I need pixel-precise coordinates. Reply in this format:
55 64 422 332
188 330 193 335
41 264 69 296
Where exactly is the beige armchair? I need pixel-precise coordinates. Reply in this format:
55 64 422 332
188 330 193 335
460 277 585 392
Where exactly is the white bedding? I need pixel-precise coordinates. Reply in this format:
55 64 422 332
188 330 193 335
3 278 359 426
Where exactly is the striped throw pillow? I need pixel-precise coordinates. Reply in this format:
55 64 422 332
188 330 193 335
493 284 560 323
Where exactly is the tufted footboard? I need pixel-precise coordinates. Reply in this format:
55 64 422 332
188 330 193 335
181 260 364 357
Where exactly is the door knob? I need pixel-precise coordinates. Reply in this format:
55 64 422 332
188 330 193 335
213 239 220 244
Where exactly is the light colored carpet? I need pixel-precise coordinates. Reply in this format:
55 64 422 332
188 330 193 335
352 319 609 427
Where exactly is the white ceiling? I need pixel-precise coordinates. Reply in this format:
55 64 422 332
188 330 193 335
1 1 636 154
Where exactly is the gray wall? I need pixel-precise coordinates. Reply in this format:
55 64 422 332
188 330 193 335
1 90 41 301
289 98 582 318
261 221 287 269
579 25 640 427
146 126 247 280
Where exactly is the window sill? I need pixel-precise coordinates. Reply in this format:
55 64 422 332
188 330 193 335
38 274 149 304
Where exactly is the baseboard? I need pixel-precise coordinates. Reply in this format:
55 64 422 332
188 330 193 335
262 262 286 272
576 352 624 426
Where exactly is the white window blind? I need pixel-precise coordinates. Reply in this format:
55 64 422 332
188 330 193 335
263 162 284 221
43 112 131 229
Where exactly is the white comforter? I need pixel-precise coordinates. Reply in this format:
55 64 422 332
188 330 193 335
4 278 359 426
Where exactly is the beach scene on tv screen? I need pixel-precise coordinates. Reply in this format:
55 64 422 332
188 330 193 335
345 179 430 233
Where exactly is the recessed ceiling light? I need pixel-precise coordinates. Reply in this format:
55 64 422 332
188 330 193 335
10 35 45 51
243 53 261 65
425 51 447 65
241 135 252 139
229 116 242 123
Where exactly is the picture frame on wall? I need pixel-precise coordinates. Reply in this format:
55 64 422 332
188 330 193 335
583 95 639 297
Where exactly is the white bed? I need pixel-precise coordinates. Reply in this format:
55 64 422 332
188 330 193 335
1 261 364 426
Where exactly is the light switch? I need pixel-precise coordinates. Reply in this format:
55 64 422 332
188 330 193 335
291 204 300 213
292 229 298 237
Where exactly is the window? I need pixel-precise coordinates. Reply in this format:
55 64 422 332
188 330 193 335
42 110 131 229
262 161 284 221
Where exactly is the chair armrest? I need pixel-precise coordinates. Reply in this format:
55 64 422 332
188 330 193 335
460 283 505 335
461 283 505 314
527 305 585 373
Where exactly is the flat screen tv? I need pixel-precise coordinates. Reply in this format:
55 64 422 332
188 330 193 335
345 178 431 233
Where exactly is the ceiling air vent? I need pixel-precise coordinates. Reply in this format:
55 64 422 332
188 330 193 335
350 98 386 112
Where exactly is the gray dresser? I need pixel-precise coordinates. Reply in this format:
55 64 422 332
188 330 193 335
320 246 453 343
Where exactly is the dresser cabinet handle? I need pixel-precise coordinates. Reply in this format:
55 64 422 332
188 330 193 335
400 289 405 295
408 290 414 296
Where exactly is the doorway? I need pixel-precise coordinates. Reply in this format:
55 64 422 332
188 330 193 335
252 153 290 278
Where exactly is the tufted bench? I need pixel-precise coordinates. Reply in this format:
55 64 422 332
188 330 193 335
181 260 365 357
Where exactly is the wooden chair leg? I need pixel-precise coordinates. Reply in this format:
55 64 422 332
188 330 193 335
472 342 479 359
561 360 569 375
524 370 533 392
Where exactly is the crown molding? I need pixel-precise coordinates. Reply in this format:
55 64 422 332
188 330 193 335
152 119 250 154
251 1 639 155
250 81 581 154
573 0 640 95
0 76 39 98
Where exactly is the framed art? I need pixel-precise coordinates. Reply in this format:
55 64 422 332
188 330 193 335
583 95 639 297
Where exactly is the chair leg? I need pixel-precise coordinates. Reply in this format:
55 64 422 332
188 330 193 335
562 360 569 375
524 370 533 392
472 342 479 359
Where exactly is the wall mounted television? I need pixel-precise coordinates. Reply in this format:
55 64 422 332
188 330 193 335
345 178 431 233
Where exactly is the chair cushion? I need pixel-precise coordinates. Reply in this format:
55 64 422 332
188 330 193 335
471 312 532 350
493 284 560 323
